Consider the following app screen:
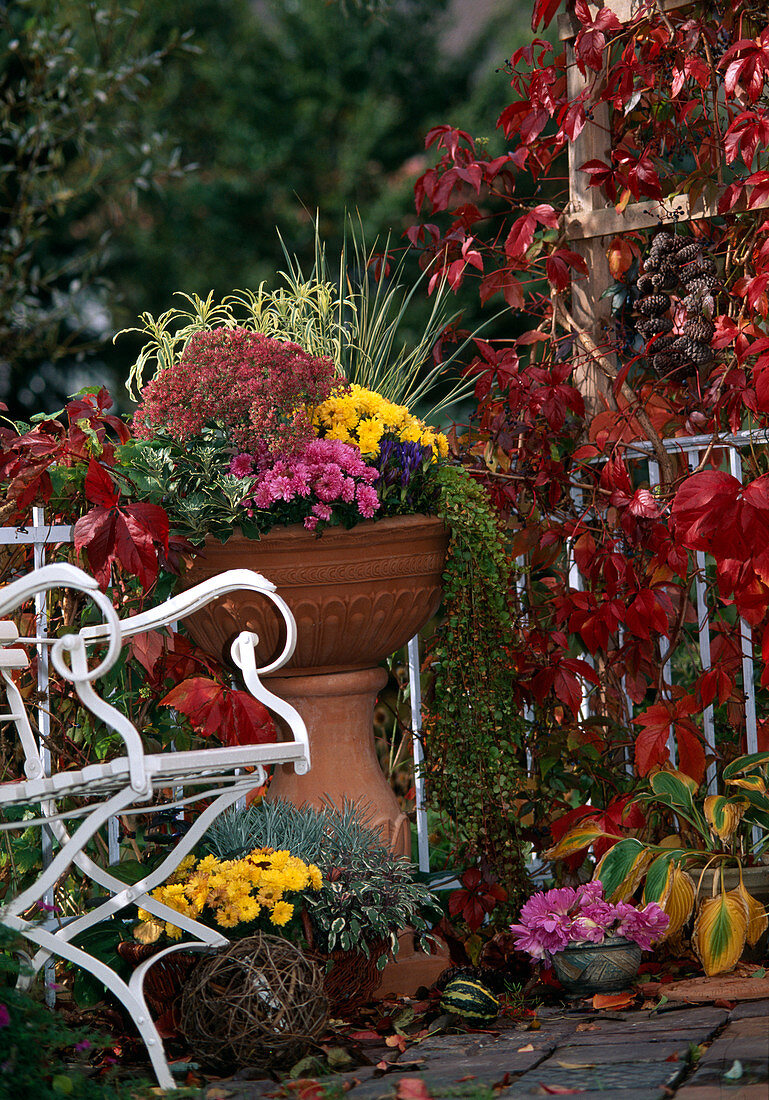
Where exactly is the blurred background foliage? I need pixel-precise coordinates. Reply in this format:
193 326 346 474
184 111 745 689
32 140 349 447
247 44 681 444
0 0 531 417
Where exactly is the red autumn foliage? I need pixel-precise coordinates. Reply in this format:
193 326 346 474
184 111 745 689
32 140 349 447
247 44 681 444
414 0 769 863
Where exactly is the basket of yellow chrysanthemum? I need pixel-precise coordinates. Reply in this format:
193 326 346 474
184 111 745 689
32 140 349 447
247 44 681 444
119 848 322 1016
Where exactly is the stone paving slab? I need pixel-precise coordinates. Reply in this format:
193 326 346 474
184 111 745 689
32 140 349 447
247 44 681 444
693 1018 769 1069
545 1025 712 1047
581 1006 729 1032
553 1039 694 1064
502 1091 674 1100
510 1057 688 1094
685 1059 769 1089
730 999 769 1019
676 1087 769 1099
210 999 769 1099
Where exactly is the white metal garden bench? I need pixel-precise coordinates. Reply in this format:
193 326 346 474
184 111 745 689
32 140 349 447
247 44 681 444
0 562 310 1090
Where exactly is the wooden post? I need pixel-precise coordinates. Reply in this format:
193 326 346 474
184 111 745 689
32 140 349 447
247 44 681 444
561 11 613 416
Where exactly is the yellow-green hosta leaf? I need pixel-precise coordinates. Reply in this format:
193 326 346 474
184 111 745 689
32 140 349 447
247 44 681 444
643 850 685 905
704 795 747 842
659 834 684 848
595 838 654 902
737 882 769 948
660 868 696 941
726 774 767 794
650 771 699 810
543 825 613 861
723 751 769 780
693 890 748 976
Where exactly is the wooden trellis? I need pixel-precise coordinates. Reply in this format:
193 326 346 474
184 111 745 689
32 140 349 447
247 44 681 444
558 0 769 409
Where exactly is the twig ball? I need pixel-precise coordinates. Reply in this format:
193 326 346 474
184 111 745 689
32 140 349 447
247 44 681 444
179 933 329 1069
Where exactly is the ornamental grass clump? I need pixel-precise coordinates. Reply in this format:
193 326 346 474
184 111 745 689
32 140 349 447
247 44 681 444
134 847 322 943
509 882 668 964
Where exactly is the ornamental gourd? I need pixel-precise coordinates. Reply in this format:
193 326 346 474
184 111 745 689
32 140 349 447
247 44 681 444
439 977 499 1024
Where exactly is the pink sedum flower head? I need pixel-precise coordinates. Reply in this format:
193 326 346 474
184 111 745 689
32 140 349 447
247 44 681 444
509 880 669 963
134 327 345 454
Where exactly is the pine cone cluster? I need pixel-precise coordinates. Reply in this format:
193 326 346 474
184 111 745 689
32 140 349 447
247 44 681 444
635 230 718 381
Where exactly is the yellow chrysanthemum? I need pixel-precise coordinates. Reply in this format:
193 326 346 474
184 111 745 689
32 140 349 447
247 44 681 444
308 865 322 890
168 853 197 883
270 900 294 927
196 854 221 874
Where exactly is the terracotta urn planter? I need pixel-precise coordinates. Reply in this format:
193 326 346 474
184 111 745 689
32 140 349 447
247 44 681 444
182 514 448 856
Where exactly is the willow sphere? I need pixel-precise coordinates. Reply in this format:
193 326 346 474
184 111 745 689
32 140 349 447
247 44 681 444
179 934 328 1070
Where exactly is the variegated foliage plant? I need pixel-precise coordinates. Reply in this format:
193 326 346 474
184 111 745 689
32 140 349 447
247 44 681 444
546 753 769 977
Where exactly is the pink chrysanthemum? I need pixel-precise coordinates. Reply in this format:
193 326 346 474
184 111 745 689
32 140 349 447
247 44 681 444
509 881 669 961
614 900 669 951
244 437 382 531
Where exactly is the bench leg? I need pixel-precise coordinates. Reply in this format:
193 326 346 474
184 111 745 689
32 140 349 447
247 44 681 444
3 913 180 1091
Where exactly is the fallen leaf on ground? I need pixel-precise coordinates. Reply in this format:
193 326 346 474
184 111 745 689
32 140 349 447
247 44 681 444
537 1086 586 1095
492 1073 512 1090
395 1079 433 1100
348 1030 383 1042
724 1059 743 1080
455 1076 476 1082
386 1034 408 1052
575 1022 598 1032
592 991 634 1010
517 1043 535 1052
665 1053 679 1063
556 1061 596 1070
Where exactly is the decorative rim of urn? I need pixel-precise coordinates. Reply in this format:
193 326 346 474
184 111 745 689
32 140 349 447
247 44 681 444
182 513 449 674
550 935 642 995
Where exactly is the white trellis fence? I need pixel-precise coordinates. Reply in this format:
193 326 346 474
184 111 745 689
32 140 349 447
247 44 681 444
560 430 768 803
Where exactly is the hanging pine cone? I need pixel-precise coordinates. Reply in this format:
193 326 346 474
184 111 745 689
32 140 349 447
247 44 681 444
634 229 720 385
675 241 702 265
637 315 674 337
636 273 659 294
680 254 717 284
647 230 679 256
637 293 671 315
684 317 715 342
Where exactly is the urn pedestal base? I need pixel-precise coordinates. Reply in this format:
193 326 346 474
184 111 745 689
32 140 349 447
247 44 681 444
267 666 411 857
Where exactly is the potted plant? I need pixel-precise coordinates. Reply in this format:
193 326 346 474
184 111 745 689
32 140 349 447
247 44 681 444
549 756 769 977
509 881 669 995
138 798 442 1016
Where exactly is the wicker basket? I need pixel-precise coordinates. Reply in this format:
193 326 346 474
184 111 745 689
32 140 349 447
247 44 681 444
310 939 388 1018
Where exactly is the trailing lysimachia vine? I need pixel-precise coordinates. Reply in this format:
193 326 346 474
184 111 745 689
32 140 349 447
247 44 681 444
422 464 530 919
